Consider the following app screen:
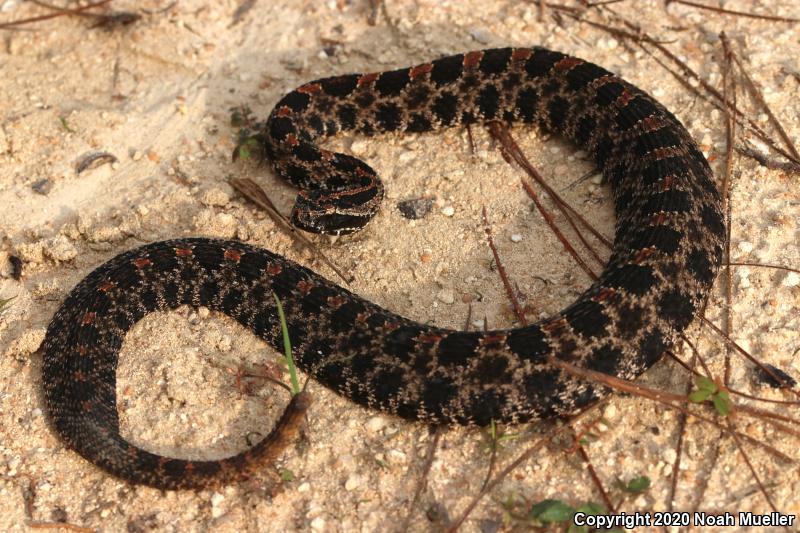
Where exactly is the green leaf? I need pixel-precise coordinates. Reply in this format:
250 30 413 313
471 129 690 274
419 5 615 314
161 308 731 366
625 475 651 493
237 143 252 159
575 501 606 515
529 499 574 523
713 390 732 416
0 296 16 313
688 388 713 403
695 375 717 392
278 468 294 481
59 116 75 133
273 293 300 395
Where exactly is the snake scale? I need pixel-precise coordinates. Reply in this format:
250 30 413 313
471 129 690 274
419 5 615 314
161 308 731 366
42 47 724 489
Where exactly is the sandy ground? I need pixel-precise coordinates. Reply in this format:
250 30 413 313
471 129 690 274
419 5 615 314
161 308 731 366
1 0 799 531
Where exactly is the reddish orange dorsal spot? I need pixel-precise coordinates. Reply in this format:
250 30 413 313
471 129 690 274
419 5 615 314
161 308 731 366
134 257 152 269
650 212 667 226
383 322 401 332
184 461 195 473
297 82 322 94
633 248 655 264
81 400 93 412
285 133 300 147
296 280 314 295
357 72 379 86
554 56 582 72
82 312 96 325
511 48 533 62
462 50 483 68
355 312 369 324
76 345 89 357
99 280 115 292
327 295 345 309
616 88 634 107
409 63 433 78
276 106 292 117
267 263 282 275
73 370 87 381
641 115 661 132
542 317 567 334
480 333 507 346
417 332 442 344
661 174 675 192
175 247 193 257
652 147 672 161
592 287 617 303
224 249 242 262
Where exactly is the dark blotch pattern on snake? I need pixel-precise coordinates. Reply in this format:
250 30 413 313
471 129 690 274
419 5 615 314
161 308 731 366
42 47 724 489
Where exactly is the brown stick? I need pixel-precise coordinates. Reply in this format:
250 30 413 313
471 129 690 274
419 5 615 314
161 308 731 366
230 177 354 285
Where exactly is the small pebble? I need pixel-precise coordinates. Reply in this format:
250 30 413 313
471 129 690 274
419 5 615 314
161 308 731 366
344 474 361 491
663 448 677 464
396 198 433 220
365 416 388 433
31 178 53 195
510 234 522 243
469 27 493 44
437 289 455 305
298 482 311 492
44 235 78 262
350 139 369 156
397 150 416 164
441 205 455 217
210 492 225 518
756 364 797 389
782 272 799 287
310 517 326 531
737 241 753 254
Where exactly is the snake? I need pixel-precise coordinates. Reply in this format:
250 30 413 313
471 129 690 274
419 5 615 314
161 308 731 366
42 47 724 490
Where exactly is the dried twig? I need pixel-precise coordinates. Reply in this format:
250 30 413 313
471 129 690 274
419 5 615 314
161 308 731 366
400 427 443 531
719 32 736 385
0 0 112 29
481 206 528 324
230 177 354 285
666 0 800 23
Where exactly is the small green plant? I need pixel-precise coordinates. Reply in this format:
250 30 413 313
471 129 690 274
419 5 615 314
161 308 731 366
234 136 261 160
273 293 301 395
529 498 574 523
620 475 651 494
689 375 732 416
230 105 265 161
500 497 623 532
278 467 294 482
59 116 75 133
483 419 518 452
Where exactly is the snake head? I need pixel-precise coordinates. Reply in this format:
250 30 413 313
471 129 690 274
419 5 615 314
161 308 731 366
291 183 384 236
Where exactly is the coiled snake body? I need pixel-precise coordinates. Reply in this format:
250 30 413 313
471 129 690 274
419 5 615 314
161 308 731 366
42 47 724 489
